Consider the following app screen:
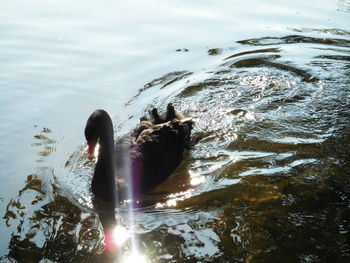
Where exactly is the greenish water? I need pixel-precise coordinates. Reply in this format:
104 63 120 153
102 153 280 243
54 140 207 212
1 0 350 262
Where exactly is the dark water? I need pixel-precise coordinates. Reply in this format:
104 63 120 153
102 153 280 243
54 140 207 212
1 0 350 262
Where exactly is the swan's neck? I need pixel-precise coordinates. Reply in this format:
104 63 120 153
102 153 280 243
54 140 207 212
98 131 114 166
93 116 117 203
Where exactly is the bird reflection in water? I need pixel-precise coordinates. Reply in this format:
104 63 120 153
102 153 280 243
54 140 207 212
94 197 149 263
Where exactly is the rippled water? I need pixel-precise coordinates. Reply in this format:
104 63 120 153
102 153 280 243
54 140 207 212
1 0 350 262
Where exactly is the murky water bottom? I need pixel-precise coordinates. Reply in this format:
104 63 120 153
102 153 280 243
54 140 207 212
2 30 350 263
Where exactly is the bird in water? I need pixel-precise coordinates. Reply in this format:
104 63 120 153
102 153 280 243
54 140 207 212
84 103 193 205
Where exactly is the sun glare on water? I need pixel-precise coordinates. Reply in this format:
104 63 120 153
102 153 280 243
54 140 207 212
124 252 148 263
113 225 130 246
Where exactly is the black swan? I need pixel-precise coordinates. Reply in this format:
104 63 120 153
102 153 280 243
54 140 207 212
84 104 193 203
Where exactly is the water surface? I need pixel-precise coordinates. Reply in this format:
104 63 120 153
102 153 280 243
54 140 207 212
0 0 349 262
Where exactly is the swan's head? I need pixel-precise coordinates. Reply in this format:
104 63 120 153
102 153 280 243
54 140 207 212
85 109 112 158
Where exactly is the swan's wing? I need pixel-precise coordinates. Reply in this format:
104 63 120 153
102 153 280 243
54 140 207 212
135 120 192 191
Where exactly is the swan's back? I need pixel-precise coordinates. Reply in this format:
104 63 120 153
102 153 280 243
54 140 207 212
137 117 192 191
115 104 193 194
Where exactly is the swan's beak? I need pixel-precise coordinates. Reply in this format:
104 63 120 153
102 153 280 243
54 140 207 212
86 140 97 160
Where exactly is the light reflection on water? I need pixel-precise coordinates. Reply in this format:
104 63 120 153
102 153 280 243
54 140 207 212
112 225 130 247
1 0 350 262
124 252 149 263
